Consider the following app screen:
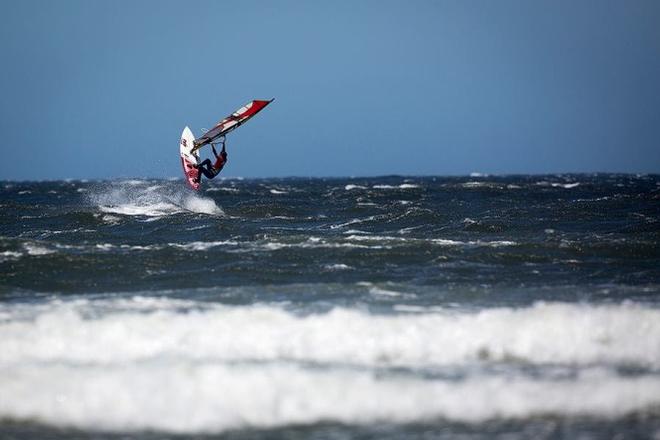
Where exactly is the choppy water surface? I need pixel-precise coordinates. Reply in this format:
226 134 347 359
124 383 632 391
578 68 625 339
1 174 659 439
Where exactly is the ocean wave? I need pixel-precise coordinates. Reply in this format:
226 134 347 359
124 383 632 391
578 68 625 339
256 239 382 251
2 300 659 369
0 363 658 433
372 184 420 190
345 235 516 248
536 181 581 189
331 215 382 230
206 187 239 193
2 298 660 432
323 263 352 271
0 250 22 262
170 240 240 251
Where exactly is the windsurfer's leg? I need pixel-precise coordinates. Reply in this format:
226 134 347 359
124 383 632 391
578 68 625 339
200 168 216 179
197 159 212 169
197 160 217 179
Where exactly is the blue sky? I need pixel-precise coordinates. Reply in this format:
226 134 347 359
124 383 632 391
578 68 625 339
1 0 659 180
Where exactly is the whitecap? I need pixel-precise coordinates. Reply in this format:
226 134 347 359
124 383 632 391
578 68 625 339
23 243 55 256
330 215 379 229
551 182 580 189
121 179 145 186
345 234 410 243
171 241 239 251
181 196 224 216
369 286 404 297
206 187 239 193
372 184 419 190
0 251 22 261
99 202 181 217
430 238 464 246
323 264 352 271
462 181 486 188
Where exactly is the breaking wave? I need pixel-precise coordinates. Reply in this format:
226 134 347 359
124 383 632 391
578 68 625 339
1 298 659 432
2 363 658 433
3 299 659 368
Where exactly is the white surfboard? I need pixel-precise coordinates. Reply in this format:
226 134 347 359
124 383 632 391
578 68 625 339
180 126 200 190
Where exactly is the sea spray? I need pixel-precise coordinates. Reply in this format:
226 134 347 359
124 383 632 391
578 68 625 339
86 180 224 216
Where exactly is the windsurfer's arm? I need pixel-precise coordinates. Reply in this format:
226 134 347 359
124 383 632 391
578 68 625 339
212 137 227 159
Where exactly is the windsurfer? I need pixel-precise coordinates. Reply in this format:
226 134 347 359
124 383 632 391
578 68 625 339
194 138 227 183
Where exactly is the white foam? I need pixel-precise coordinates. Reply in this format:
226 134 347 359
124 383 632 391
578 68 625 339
257 240 378 251
89 182 223 217
269 189 288 195
369 286 405 297
344 184 366 190
323 263 352 271
170 240 239 251
343 229 371 235
99 201 180 217
552 182 581 189
101 214 121 225
23 243 55 256
331 215 379 229
431 238 516 247
3 301 660 368
1 300 660 432
1 363 659 433
181 196 224 216
121 179 145 186
0 250 22 261
206 187 239 193
346 234 411 243
372 184 420 190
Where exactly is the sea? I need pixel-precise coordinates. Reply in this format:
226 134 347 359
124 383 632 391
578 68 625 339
1 174 659 440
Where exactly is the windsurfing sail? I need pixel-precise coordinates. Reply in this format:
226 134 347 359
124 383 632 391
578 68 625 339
192 99 273 152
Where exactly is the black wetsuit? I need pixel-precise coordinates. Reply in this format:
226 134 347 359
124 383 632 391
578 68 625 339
195 144 227 181
197 159 219 179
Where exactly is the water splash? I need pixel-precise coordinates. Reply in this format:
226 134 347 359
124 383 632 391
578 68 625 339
86 180 224 217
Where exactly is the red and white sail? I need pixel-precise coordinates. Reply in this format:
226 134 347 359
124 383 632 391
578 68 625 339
192 99 273 152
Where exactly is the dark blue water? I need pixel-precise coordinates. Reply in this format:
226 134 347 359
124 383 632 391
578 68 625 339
1 174 659 439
